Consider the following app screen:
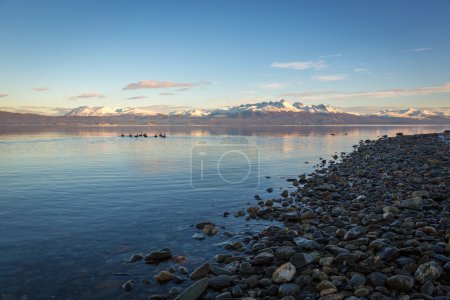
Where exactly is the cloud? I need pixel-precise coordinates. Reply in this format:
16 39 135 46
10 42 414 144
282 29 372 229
271 60 326 70
282 82 450 100
410 47 433 52
138 105 192 113
32 87 51 92
160 92 176 96
312 75 347 82
123 80 210 90
0 94 8 98
353 68 369 73
259 82 288 90
0 106 72 116
69 92 105 100
175 87 191 92
127 96 147 100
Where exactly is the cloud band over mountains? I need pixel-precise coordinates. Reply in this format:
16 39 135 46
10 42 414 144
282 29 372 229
69 92 105 100
123 80 210 90
282 82 450 100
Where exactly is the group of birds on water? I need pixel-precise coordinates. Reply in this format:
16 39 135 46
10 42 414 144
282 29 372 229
120 132 166 138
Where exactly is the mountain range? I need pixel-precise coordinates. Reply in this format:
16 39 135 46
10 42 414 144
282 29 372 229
64 100 448 119
1 100 449 126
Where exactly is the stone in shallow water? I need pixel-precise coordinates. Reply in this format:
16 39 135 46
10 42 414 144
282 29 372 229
272 262 296 283
192 233 206 240
414 261 442 284
175 277 209 300
144 249 172 263
121 279 135 291
386 275 414 292
155 271 174 283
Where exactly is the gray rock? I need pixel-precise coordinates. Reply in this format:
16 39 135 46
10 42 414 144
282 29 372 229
231 285 243 297
276 246 296 260
414 261 442 284
344 226 364 240
325 245 350 255
349 273 366 289
211 265 232 276
293 237 318 250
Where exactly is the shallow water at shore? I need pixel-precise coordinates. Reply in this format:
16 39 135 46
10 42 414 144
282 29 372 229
0 125 448 299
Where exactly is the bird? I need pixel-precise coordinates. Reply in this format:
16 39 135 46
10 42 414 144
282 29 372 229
143 133 147 138
121 133 124 137
154 134 158 138
129 133 132 137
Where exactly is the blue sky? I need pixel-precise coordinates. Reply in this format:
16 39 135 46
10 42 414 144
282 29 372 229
0 0 449 115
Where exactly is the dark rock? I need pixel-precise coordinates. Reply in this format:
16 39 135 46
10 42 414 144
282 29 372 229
386 275 414 292
208 275 233 290
290 253 314 269
278 283 300 297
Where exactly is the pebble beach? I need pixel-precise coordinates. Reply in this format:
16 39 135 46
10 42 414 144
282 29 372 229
129 131 450 300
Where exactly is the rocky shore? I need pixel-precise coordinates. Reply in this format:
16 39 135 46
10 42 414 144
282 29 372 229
134 131 450 299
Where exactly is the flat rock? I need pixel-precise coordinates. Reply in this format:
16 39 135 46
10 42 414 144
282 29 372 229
190 262 211 279
175 277 209 300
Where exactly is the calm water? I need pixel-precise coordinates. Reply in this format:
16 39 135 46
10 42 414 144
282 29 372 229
0 125 448 299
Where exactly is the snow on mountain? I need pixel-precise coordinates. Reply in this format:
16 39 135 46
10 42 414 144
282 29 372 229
210 100 343 115
169 109 210 117
65 106 157 116
65 101 343 117
371 108 449 119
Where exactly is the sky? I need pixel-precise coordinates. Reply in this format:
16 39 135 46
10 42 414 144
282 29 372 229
0 0 449 115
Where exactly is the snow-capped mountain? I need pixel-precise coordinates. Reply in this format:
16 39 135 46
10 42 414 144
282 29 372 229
65 100 343 117
371 108 449 119
209 100 343 116
169 109 210 117
65 106 157 116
